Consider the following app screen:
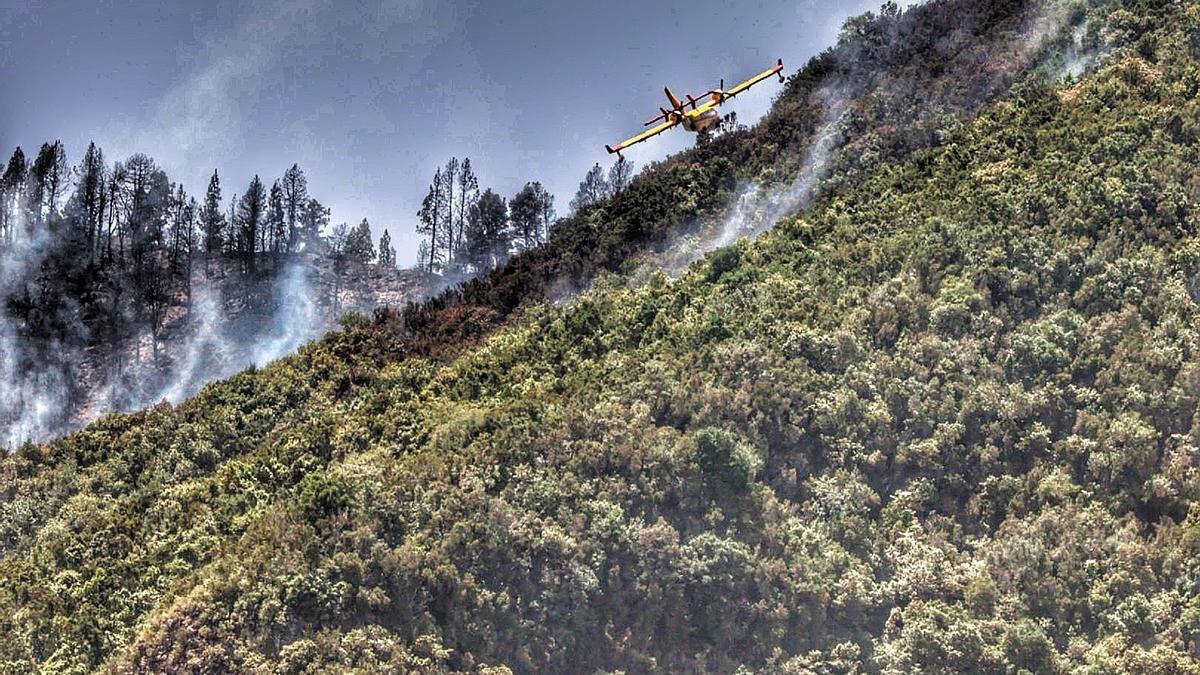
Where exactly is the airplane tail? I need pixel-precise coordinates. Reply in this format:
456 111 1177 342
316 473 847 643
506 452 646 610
664 87 682 110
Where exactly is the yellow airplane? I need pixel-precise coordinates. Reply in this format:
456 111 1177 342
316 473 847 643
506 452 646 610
606 58 785 160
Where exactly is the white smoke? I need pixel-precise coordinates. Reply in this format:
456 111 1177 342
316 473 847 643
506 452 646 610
0 199 67 448
0 328 66 449
716 100 844 250
662 85 850 275
1055 21 1100 81
249 262 319 367
150 286 226 405
0 255 333 450
125 261 323 412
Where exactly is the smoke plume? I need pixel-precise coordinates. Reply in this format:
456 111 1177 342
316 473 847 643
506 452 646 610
1 255 332 450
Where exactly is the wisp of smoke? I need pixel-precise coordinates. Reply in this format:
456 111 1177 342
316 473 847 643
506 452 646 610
0 255 330 450
1054 21 1101 81
0 327 67 449
250 262 319 367
144 261 318 409
0 201 69 448
126 261 321 414
666 85 850 274
151 286 226 405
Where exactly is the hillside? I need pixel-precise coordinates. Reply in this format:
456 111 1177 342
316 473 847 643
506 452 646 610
4 0 1200 672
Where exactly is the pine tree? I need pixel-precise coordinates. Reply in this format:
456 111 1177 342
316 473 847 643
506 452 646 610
299 198 329 252
465 188 507 271
184 197 197 301
104 160 127 263
70 142 106 262
225 191 238 257
199 170 226 266
510 182 553 252
122 154 169 279
415 239 431 273
378 229 396 267
120 153 172 356
570 162 610 213
455 158 479 258
327 222 349 313
345 218 375 265
27 141 68 228
166 185 195 301
0 147 28 246
416 170 443 274
266 180 286 263
236 176 266 276
439 159 458 265
281 163 309 252
532 182 555 237
607 160 633 195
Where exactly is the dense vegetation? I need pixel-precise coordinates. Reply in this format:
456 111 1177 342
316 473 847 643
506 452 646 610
3 0 1200 672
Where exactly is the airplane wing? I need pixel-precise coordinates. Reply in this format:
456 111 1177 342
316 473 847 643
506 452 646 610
714 58 785 101
607 117 680 156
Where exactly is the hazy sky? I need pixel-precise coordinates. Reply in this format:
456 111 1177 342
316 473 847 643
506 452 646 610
1 0 909 264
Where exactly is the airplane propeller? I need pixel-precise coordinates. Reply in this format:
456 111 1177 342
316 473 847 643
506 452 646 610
646 102 695 126
644 107 678 126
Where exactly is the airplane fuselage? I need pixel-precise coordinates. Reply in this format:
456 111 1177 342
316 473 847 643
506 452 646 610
682 107 721 132
665 86 722 133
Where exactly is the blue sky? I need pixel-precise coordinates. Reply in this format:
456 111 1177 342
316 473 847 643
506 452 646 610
1 0 911 264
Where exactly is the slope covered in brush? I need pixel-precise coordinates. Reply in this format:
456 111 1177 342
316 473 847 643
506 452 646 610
4 0 1200 672
399 0 1057 354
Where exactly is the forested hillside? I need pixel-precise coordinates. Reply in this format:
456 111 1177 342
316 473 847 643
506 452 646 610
0 143 564 446
0 154 431 447
4 0 1200 672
